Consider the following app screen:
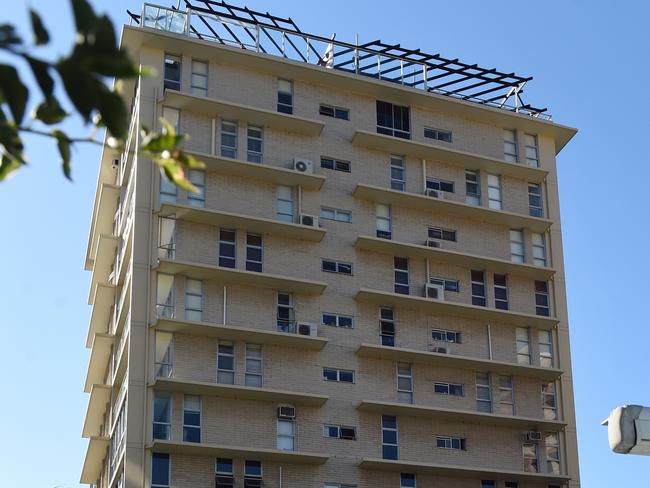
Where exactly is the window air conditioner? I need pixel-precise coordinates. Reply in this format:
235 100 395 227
297 322 317 337
278 405 296 419
293 158 314 173
522 431 542 442
425 239 441 248
299 214 319 227
424 188 445 199
430 346 448 354
425 283 445 300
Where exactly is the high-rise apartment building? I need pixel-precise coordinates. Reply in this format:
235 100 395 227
81 2 580 488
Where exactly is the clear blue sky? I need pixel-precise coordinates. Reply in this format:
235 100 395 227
1 1 648 486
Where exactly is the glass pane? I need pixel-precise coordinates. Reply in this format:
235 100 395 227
152 453 170 486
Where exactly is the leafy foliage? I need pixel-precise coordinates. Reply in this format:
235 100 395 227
0 0 202 188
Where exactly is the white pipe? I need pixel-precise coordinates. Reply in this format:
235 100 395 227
487 323 493 360
279 465 283 488
210 118 216 155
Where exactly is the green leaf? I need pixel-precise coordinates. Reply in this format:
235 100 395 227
52 129 72 180
0 24 22 48
35 97 67 125
56 57 98 121
0 154 23 181
71 0 96 35
29 10 49 45
96 87 128 139
141 120 184 152
157 160 197 193
24 55 54 98
0 64 28 124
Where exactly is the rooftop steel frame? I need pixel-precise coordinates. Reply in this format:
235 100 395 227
128 1 550 119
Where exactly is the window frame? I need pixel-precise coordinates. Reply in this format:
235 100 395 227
470 270 486 307
245 233 263 272
184 278 203 322
429 277 460 293
246 125 264 163
381 414 399 460
277 185 295 223
153 391 172 440
322 367 355 383
394 256 410 295
163 53 181 92
532 232 547 267
277 418 295 451
156 273 175 319
151 452 171 488
182 394 201 443
434 381 464 396
535 280 551 316
390 155 406 191
187 169 206 207
220 119 238 159
503 129 518 163
376 203 392 239
465 169 480 205
320 207 352 223
319 103 350 120
476 371 492 413
436 435 467 450
154 331 174 378
277 78 293 114
424 127 452 143
428 226 457 242
487 174 502 210
525 133 540 167
396 362 414 404
510 229 525 263
218 228 236 268
321 313 354 329
245 343 263 387
190 58 208 96
216 341 235 384
426 178 455 193
377 100 411 139
496 375 514 415
276 291 295 333
516 327 531 365
431 328 461 344
380 307 396 347
528 183 544 217
541 382 558 420
320 156 351 173
323 424 357 440
158 216 176 260
539 329 554 368
493 273 509 310
522 442 539 473
321 259 353 275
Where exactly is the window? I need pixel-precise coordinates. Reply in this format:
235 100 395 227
159 170 178 203
510 230 525 263
183 395 201 442
162 106 180 132
244 460 262 488
376 203 392 239
516 327 531 365
528 183 543 217
481 482 496 488
320 156 351 173
532 233 547 267
246 125 263 163
523 442 539 472
493 273 509 310
426 178 455 193
217 341 235 384
158 216 176 259
277 292 295 333
497 375 514 415
322 313 353 328
218 228 236 268
539 330 554 368
400 473 416 488
380 307 395 346
436 435 466 450
545 432 561 474
319 103 349 120
487 174 502 209
277 185 295 223
476 372 492 413
525 134 539 167
163 53 181 91
541 382 558 420
323 424 357 440
245 344 263 387
277 418 295 450
429 277 460 293
503 129 518 162
504 483 518 488
323 368 354 383
465 170 480 205
155 331 174 378
322 259 353 275
153 392 171 440
246 233 263 272
394 257 409 295
471 270 486 306
431 329 461 343
428 226 456 242
390 155 406 191
320 207 351 223
424 127 452 142
151 453 170 488
382 415 399 459
377 100 410 139
220 120 238 158
535 281 550 316
187 169 205 207
434 382 464 396
215 458 234 488
397 362 413 404
185 279 203 321
190 59 208 96
156 273 175 318
277 79 293 114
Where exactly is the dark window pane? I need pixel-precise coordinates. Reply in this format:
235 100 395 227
472 297 487 307
338 263 352 275
450 384 464 396
494 274 507 286
382 430 397 444
335 108 349 120
338 316 353 328
442 230 456 241
394 257 408 270
471 270 485 282
339 370 354 382
434 383 447 394
277 104 292 114
183 426 200 443
216 458 233 473
323 369 337 380
381 335 395 346
247 248 262 262
535 281 548 292
245 460 262 476
319 105 335 116
382 416 397 429
440 181 454 193
152 453 170 486
322 314 337 326
320 157 334 169
380 308 394 320
184 411 200 426
382 445 398 460
322 260 337 272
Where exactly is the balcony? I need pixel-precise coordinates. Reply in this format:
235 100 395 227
357 343 563 381
88 234 118 304
79 435 110 484
352 130 548 183
86 282 115 347
154 318 327 350
155 258 327 295
358 400 566 431
355 289 558 330
84 333 114 393
161 90 324 137
359 458 570 485
353 184 552 233
186 151 325 190
158 203 326 242
152 377 328 406
85 183 120 271
355 236 555 280
82 384 112 437
149 439 329 464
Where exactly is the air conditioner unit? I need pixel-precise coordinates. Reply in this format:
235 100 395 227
425 283 445 300
430 346 448 354
278 405 296 419
425 239 441 248
424 188 445 199
293 158 313 173
522 431 542 442
299 213 319 227
297 322 317 337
